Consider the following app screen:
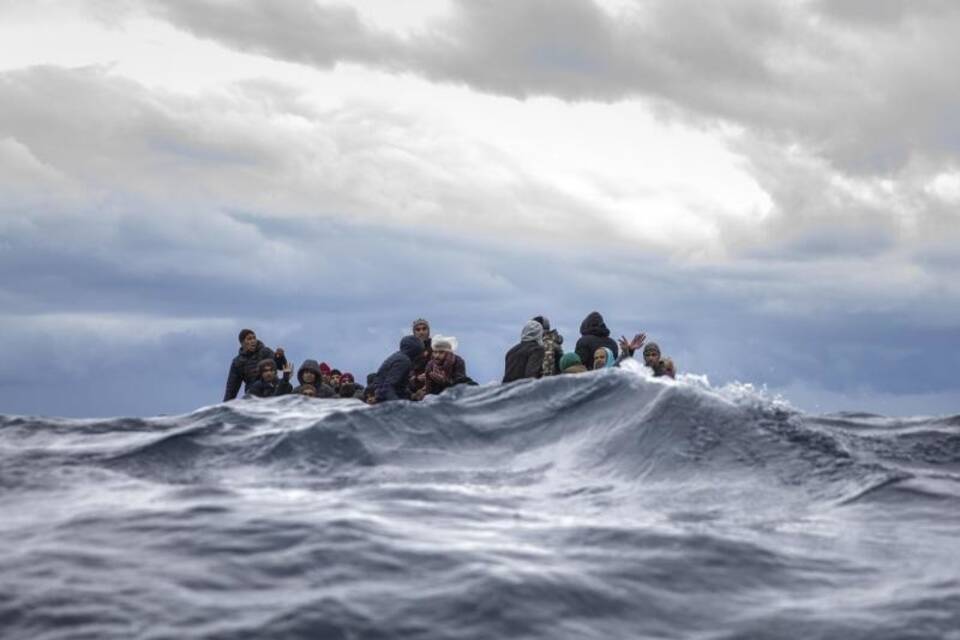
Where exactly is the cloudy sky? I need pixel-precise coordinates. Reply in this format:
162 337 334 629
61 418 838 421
1 0 958 418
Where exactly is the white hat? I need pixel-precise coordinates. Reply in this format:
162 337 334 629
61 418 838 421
431 334 458 352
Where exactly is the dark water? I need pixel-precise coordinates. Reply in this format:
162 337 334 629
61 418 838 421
2 363 959 640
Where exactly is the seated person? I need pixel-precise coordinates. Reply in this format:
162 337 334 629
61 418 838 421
593 347 617 370
503 321 545 383
338 373 365 399
643 343 676 379
296 384 318 397
293 360 336 397
559 352 588 374
417 335 470 398
246 358 293 398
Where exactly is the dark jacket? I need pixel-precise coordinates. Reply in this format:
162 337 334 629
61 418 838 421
224 341 285 401
575 312 619 371
245 378 293 398
503 341 545 383
424 353 470 395
409 337 433 395
375 336 424 402
296 360 336 398
541 329 564 376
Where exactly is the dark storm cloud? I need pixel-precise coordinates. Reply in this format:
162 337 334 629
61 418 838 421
142 0 960 175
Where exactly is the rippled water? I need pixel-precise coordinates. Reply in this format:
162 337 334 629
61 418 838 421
2 362 959 639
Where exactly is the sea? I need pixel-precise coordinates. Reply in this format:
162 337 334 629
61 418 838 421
1 361 958 639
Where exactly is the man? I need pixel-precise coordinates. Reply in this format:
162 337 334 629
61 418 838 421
532 315 564 377
373 335 425 402
293 360 336 398
643 343 676 379
418 335 471 398
409 318 433 396
223 329 286 401
245 358 293 398
503 320 546 383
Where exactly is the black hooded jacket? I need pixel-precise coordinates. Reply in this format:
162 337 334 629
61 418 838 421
574 312 619 371
224 341 285 401
374 336 424 402
294 359 337 398
245 377 293 398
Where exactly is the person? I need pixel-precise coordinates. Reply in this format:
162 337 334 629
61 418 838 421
318 362 333 387
503 320 546 383
409 318 433 397
373 335 424 402
245 358 293 398
532 315 564 376
643 343 676 379
296 384 318 398
417 335 470 398
559 352 588 374
574 312 620 371
338 373 365 399
330 369 342 392
223 329 287 401
293 360 336 398
593 347 617 370
363 373 378 404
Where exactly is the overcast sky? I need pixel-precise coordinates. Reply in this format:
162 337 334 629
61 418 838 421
1 0 958 418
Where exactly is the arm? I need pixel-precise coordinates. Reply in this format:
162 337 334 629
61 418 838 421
223 360 242 401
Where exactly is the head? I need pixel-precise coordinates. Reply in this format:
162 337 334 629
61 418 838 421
319 362 332 384
330 369 342 387
643 343 661 368
340 372 355 385
297 360 323 386
559 352 582 371
412 318 431 341
521 320 544 345
339 382 357 398
298 384 317 397
593 347 616 369
258 358 277 382
239 329 258 353
532 315 551 332
431 335 456 360
400 335 426 360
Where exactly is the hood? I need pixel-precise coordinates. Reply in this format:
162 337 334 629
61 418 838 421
297 359 323 385
521 320 544 345
400 335 425 360
580 311 610 338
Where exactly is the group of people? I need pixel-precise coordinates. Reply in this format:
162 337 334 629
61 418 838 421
223 313 676 404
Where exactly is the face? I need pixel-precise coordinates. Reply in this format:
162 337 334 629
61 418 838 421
413 323 430 340
644 351 661 368
302 370 316 384
261 366 277 382
331 374 341 387
321 374 331 385
242 333 258 353
300 387 316 397
432 349 447 361
593 348 607 369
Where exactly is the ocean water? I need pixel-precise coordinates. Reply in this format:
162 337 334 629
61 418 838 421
1 361 958 640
